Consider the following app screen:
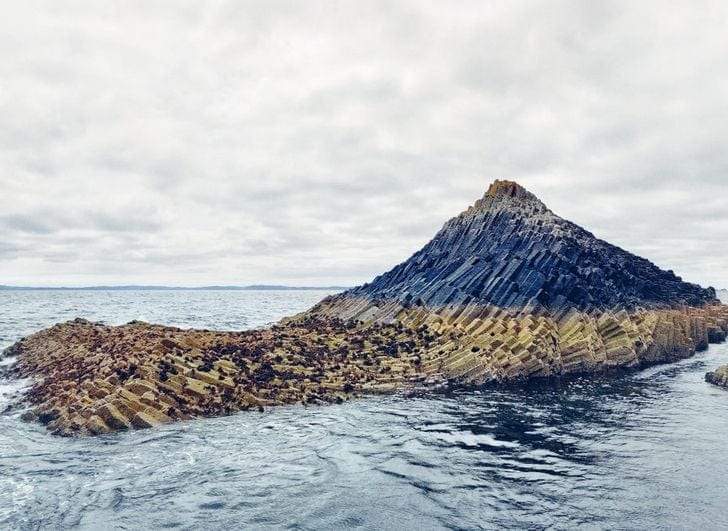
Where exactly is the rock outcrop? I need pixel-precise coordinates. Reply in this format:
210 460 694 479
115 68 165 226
4 179 727 435
306 180 728 381
706 364 728 389
6 317 447 436
313 180 717 315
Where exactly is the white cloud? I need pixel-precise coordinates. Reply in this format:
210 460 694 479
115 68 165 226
1 0 726 287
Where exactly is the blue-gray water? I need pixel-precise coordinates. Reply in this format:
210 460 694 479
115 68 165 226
1 290 728 530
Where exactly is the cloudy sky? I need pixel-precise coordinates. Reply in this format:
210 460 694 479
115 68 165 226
1 1 726 288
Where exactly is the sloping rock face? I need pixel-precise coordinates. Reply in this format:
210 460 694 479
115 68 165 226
315 180 717 316
307 180 728 382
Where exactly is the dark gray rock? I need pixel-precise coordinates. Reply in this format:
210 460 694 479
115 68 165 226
332 180 717 315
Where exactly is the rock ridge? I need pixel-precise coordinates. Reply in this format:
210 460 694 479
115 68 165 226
5 317 448 436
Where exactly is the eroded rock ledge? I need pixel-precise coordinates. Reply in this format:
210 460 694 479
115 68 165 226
3 317 444 436
308 302 728 382
4 303 727 436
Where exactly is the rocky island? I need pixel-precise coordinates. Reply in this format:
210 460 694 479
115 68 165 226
3 180 727 436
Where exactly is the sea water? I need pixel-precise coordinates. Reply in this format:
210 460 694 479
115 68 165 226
1 290 728 529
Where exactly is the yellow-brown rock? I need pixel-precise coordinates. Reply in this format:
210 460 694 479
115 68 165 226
5 317 445 436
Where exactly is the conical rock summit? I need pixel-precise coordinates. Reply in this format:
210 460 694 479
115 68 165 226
307 180 726 381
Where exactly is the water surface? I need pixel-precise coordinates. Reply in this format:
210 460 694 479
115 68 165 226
1 290 728 529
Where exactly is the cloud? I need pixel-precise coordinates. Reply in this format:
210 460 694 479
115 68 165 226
0 0 726 287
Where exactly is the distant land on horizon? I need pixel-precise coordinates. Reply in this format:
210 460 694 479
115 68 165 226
0 284 348 291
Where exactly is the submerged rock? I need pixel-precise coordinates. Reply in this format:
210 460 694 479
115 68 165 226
5 179 728 435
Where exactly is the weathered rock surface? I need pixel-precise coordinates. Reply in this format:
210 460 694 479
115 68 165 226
718 289 728 304
314 180 718 316
706 364 728 389
4 179 728 435
306 180 728 381
5 317 447 436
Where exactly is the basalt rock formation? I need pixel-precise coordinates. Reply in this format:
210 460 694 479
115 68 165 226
4 179 728 435
307 180 728 382
5 317 447 436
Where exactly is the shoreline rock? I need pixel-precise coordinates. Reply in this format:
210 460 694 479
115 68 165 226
5 303 727 436
5 317 446 436
706 365 728 389
307 302 728 381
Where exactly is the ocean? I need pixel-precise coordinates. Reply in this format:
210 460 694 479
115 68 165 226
1 289 728 529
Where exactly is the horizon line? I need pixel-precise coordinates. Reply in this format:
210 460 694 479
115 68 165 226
0 284 350 291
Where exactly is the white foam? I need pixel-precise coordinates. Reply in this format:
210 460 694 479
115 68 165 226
437 429 520 448
0 376 31 410
0 355 17 367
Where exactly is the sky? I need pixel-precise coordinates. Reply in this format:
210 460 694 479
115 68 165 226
1 1 727 288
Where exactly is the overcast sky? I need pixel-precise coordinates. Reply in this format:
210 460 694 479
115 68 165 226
1 1 726 288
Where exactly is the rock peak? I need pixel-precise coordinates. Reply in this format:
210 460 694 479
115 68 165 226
479 179 544 211
335 178 717 313
486 179 530 199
